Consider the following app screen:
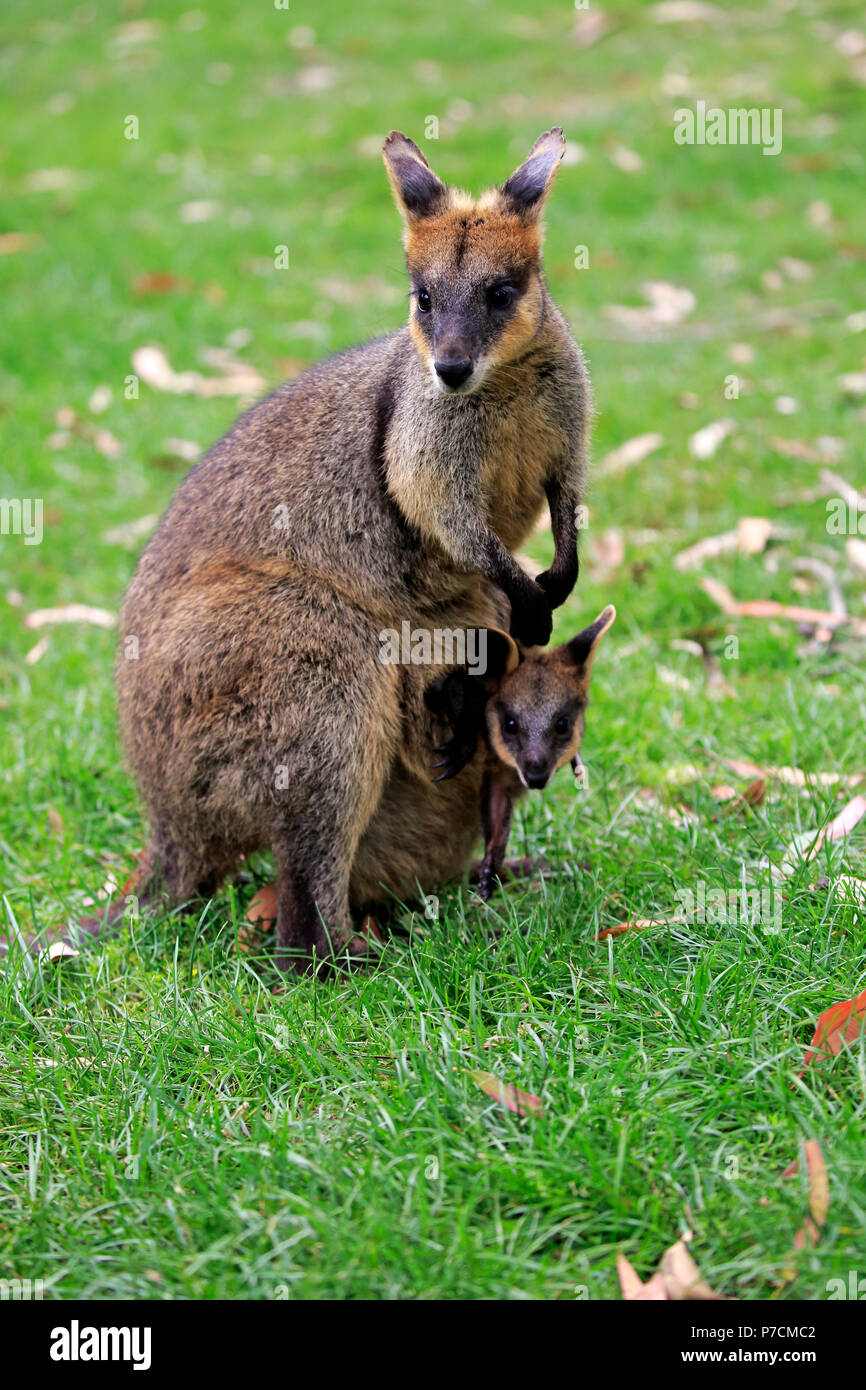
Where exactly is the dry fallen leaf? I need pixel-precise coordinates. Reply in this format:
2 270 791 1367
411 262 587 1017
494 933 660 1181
47 942 79 963
24 604 115 630
102 515 158 547
650 1 723 21
839 371 866 399
236 882 279 953
846 537 866 576
605 282 695 335
820 468 866 513
689 420 735 461
0 232 41 254
571 10 609 46
597 432 663 477
609 145 644 175
468 1070 543 1117
247 883 278 930
589 528 625 572
618 1241 725 1301
711 778 766 812
719 756 863 790
674 517 777 571
800 988 866 1074
793 1141 829 1250
24 637 49 665
617 1253 667 1301
598 918 667 940
131 344 265 399
700 577 866 637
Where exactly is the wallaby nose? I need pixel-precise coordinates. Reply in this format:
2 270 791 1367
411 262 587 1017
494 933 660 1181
434 357 473 389
524 760 549 789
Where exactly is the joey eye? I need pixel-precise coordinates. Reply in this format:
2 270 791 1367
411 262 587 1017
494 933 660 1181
417 289 432 313
554 716 571 737
502 713 519 736
487 285 514 311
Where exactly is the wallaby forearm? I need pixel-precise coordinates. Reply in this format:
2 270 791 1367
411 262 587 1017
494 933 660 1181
537 475 580 609
408 491 552 646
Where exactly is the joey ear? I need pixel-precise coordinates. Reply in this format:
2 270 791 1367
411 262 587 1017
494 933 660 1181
560 604 616 672
479 626 520 688
383 131 448 222
500 127 566 221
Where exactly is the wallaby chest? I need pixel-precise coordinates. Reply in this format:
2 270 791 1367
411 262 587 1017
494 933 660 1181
385 370 565 556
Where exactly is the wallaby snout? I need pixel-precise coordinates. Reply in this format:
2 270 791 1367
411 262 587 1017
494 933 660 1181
433 354 473 391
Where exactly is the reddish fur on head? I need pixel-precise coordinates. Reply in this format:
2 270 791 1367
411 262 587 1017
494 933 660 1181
382 128 566 393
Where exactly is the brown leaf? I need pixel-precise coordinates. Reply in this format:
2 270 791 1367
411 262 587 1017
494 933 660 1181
793 1141 829 1250
618 1241 725 1300
800 987 866 1073
132 272 192 296
0 232 41 255
468 1070 543 1116
701 578 866 637
246 883 278 931
617 1253 668 1300
598 917 667 940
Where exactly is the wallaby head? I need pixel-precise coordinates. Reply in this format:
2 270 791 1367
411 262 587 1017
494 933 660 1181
485 605 616 789
382 128 566 395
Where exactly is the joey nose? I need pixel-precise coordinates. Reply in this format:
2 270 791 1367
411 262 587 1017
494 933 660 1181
524 761 549 789
434 357 473 389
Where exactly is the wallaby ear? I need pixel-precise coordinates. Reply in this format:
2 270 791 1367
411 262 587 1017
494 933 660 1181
383 131 448 222
480 626 520 687
500 127 566 221
560 604 616 672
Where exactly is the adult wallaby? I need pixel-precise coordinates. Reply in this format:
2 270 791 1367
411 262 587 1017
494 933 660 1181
83 128 591 970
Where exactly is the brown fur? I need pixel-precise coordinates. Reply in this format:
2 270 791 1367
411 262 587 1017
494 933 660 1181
436 607 616 902
59 130 591 972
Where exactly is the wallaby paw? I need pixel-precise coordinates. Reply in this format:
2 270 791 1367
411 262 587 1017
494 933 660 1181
509 583 552 648
431 735 476 782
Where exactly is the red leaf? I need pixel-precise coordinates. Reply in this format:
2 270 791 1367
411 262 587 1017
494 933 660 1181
800 988 866 1073
468 1070 543 1116
598 917 666 940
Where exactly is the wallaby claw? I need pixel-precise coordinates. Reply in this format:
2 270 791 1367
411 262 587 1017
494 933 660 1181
430 734 476 782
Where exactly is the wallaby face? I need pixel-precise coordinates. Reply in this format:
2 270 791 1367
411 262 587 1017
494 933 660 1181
383 129 565 395
486 606 616 789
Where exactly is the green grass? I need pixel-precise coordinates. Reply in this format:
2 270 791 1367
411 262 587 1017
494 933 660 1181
1 0 866 1299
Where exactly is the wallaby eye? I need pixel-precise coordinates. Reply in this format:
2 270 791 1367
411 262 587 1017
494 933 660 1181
554 715 570 737
417 289 432 313
502 712 519 736
487 285 514 311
